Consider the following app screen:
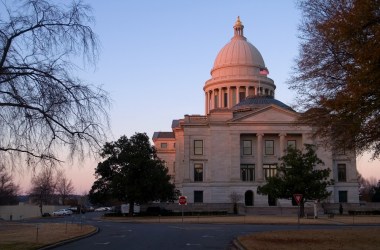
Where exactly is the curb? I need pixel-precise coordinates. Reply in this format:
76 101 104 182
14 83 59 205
230 238 246 250
38 226 99 250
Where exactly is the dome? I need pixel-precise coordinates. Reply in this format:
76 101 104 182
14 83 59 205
203 17 276 115
212 37 265 72
210 17 266 77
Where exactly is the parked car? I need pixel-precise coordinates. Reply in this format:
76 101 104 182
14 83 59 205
145 206 172 216
52 209 73 216
95 207 108 212
68 207 78 213
87 206 95 212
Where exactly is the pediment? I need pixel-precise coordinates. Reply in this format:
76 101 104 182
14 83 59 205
231 105 299 123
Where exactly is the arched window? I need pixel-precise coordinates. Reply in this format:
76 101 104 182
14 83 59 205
245 190 254 206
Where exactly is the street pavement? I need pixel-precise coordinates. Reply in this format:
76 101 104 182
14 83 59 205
30 212 371 250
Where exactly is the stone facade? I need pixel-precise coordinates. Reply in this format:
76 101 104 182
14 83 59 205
153 17 359 208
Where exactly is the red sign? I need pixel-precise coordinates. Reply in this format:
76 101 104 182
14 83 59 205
178 196 187 205
293 194 303 205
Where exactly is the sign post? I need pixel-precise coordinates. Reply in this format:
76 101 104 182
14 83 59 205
178 196 187 223
293 194 303 228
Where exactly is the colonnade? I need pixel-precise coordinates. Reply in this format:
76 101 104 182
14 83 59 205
205 85 275 114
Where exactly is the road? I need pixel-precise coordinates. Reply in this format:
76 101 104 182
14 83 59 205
29 212 373 250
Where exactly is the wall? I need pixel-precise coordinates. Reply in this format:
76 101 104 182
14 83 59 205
0 204 68 221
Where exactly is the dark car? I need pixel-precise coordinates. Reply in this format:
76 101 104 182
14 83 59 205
145 206 172 216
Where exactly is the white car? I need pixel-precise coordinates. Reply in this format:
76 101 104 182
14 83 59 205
95 207 108 212
52 209 73 216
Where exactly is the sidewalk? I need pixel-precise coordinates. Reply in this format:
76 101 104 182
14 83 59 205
102 214 380 225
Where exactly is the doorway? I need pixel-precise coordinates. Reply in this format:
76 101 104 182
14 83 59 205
245 190 254 206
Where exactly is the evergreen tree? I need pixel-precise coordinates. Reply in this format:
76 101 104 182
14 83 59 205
258 144 333 217
89 133 177 215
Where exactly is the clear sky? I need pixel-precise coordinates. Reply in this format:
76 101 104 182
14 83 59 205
15 0 380 194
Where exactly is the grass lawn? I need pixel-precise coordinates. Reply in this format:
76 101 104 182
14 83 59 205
0 222 96 250
238 228 380 250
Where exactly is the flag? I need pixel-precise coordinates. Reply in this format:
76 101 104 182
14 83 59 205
259 67 269 75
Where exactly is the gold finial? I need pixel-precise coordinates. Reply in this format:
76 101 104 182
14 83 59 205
235 16 242 26
233 16 244 37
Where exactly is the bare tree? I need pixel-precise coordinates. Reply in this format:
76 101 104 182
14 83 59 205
55 169 74 205
0 165 19 205
229 192 243 214
0 0 110 169
359 174 379 202
30 168 56 215
290 0 380 158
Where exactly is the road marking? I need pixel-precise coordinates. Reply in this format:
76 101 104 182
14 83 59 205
202 235 215 238
112 235 126 238
95 242 110 245
186 243 201 246
169 226 186 230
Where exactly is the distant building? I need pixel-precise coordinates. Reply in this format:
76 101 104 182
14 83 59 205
153 17 359 208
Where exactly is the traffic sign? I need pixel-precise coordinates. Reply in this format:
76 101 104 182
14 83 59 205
179 196 187 205
293 194 303 205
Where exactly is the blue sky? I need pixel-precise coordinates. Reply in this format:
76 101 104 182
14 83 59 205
14 0 380 193
82 1 301 140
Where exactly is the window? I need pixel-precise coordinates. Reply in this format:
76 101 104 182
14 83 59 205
161 143 167 149
194 191 203 203
263 164 277 180
223 92 228 107
232 88 237 105
194 140 203 155
339 191 348 203
243 140 252 155
245 190 254 206
194 163 203 182
241 164 255 181
239 91 246 102
265 140 274 155
338 164 347 182
214 94 218 108
287 140 296 149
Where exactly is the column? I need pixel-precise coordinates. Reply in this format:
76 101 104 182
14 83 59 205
228 87 231 108
210 90 214 111
219 88 222 109
236 86 240 103
183 135 191 182
205 92 208 114
256 133 264 181
230 132 241 181
245 86 249 98
279 133 286 157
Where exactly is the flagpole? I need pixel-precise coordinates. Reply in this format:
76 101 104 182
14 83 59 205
258 78 261 96
259 67 269 96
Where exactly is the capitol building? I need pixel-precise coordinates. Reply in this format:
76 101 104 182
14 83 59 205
153 17 359 210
